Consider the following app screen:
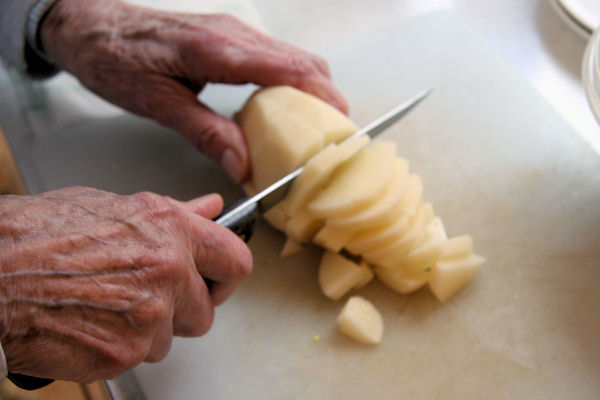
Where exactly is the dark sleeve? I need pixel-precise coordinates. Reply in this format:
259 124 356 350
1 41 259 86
0 0 61 79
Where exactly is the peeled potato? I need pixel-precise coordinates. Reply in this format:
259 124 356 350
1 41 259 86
263 85 358 144
236 86 483 343
337 296 384 344
237 86 357 193
308 142 397 218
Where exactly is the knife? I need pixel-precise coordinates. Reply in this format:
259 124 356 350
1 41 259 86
215 88 432 242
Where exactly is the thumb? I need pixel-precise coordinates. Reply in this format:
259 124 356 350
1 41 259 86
146 79 250 183
185 193 224 219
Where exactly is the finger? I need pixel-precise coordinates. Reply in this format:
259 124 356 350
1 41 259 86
170 193 224 219
145 314 174 362
186 193 223 218
173 268 215 336
166 193 223 222
142 76 250 183
211 46 349 114
188 214 253 305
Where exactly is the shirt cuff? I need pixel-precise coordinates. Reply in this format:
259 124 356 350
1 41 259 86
0 340 7 380
24 0 61 78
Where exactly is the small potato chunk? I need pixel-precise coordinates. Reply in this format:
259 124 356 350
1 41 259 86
337 296 383 344
318 251 367 301
354 262 374 289
280 238 303 258
429 254 486 302
308 142 397 218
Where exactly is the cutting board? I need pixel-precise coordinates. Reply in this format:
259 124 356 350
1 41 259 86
128 12 600 399
24 11 600 399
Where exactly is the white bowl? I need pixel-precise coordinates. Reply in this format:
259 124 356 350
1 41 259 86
583 27 600 126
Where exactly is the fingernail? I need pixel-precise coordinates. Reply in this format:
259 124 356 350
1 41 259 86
221 149 244 183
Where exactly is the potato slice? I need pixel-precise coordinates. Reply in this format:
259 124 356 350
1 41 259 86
308 142 397 218
284 135 370 216
375 267 428 294
429 254 486 303
344 212 411 255
399 174 423 218
337 296 383 344
318 251 367 301
326 157 409 230
362 203 434 267
285 207 324 242
313 224 356 253
394 217 447 275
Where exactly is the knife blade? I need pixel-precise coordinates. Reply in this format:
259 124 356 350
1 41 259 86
215 88 432 241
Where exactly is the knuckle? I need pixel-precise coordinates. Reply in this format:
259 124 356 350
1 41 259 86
95 341 148 379
130 191 188 226
175 306 215 337
131 191 166 210
131 296 173 327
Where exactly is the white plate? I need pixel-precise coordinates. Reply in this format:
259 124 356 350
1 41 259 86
553 0 600 36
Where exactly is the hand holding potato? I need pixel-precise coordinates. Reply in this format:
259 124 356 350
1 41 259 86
0 187 252 382
39 0 348 183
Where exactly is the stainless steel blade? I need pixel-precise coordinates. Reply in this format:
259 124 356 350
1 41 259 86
215 88 432 239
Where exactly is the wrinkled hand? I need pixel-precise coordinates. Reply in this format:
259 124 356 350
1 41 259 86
0 187 252 382
40 0 349 183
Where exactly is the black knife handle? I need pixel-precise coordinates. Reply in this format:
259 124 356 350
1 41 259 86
214 199 258 242
7 373 54 390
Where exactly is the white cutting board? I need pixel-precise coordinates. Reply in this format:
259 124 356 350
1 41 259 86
129 12 600 399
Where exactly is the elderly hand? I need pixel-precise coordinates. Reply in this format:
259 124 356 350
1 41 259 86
0 187 252 382
39 0 349 183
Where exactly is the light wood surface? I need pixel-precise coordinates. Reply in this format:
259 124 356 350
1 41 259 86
0 380 110 400
0 123 26 195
